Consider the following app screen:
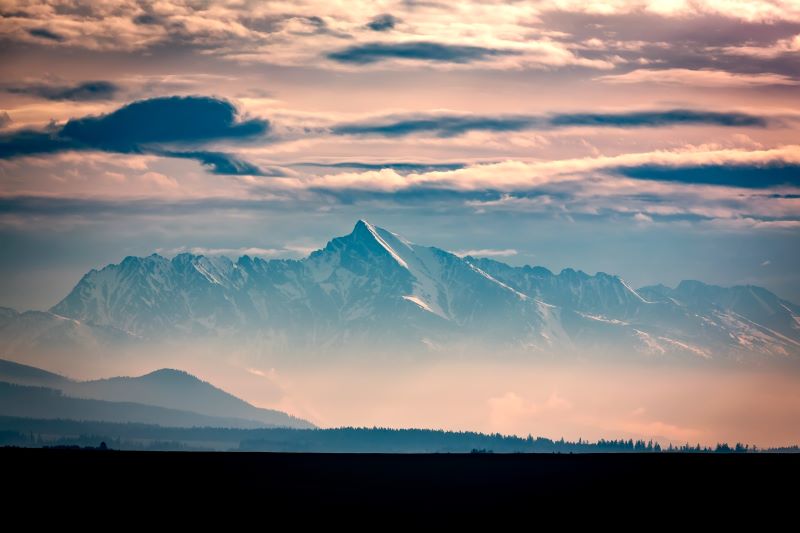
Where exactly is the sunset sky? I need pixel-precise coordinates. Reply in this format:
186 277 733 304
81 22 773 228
2 1 800 447
1 0 799 310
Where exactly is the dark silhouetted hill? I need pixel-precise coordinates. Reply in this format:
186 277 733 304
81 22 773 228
0 359 313 429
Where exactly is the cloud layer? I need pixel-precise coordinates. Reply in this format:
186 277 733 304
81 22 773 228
332 110 768 137
0 96 268 175
5 81 119 101
3 1 797 74
327 41 512 65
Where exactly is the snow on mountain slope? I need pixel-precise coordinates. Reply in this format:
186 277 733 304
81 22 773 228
2 220 797 361
44 220 569 352
50 253 247 336
470 257 800 358
466 258 648 318
637 281 800 357
0 308 137 363
365 221 449 319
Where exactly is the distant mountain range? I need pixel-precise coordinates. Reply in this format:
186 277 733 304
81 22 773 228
0 359 313 429
1 220 798 361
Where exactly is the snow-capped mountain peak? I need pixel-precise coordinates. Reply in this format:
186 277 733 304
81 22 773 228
2 220 794 362
355 219 410 269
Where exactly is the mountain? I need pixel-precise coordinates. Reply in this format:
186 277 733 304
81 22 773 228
3 220 800 361
0 307 138 362
0 359 313 429
638 280 800 343
0 381 274 429
49 220 568 353
468 258 800 359
0 357 69 388
67 369 313 429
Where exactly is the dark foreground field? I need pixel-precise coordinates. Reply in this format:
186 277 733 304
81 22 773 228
4 447 799 515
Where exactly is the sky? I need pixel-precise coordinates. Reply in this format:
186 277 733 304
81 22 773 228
2 1 800 447
1 0 800 313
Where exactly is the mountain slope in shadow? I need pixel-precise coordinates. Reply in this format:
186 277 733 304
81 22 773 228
0 359 313 429
0 381 272 429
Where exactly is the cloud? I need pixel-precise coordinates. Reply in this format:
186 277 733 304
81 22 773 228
463 189 800 230
539 11 800 78
327 41 512 64
5 80 119 101
616 163 800 188
3 134 800 231
156 245 307 259
333 115 537 137
294 146 800 226
720 34 800 58
0 96 269 175
132 13 162 26
534 1 800 23
549 110 767 128
331 109 767 137
159 150 281 177
4 1 800 76
27 27 64 42
597 68 800 86
301 146 800 193
59 96 268 149
454 248 519 258
295 161 467 172
0 130 71 158
0 112 10 129
540 10 800 46
761 260 771 267
367 14 399 32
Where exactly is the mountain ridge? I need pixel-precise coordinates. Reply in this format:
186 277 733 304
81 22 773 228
0 358 314 429
2 220 798 361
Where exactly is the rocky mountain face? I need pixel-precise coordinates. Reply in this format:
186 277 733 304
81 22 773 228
3 220 799 361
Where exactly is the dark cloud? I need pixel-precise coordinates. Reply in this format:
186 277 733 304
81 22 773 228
0 9 31 18
59 96 268 150
0 96 269 175
161 151 280 176
6 80 119 101
549 110 767 128
51 3 97 18
241 14 288 33
133 13 162 25
332 110 768 137
27 28 65 42
367 14 399 32
0 112 10 129
289 15 350 37
302 15 327 31
242 14 350 38
0 130 69 158
327 41 511 64
615 164 800 189
333 115 537 137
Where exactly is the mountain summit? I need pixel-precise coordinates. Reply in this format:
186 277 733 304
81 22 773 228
3 221 799 361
